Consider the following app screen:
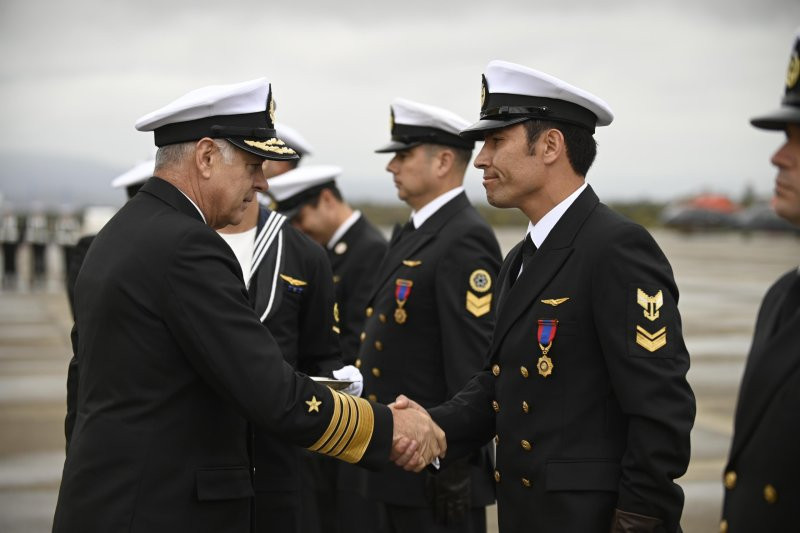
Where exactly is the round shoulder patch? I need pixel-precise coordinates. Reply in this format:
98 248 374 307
469 269 492 293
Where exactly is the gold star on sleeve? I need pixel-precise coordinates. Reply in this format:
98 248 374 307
306 395 322 413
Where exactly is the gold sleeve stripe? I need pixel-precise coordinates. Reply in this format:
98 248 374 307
336 394 374 464
317 393 353 455
307 387 340 452
328 395 359 456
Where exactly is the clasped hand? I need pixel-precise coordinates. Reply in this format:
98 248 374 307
389 394 446 472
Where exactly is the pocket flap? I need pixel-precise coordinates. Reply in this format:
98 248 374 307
545 460 620 492
196 467 254 501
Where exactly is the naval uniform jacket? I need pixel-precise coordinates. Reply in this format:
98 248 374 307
430 186 695 533
56 177 392 533
358 191 500 509
327 214 388 363
721 269 800 532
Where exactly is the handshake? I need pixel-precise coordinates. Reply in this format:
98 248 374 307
389 395 446 472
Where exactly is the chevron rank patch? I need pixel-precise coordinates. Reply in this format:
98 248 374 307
466 291 492 317
628 284 675 358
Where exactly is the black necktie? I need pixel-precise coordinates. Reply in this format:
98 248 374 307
393 220 415 245
510 235 536 287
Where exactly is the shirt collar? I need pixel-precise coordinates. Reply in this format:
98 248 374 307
178 190 207 224
411 186 464 229
525 183 587 248
327 210 361 249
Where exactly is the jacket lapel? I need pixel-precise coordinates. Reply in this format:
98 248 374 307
491 186 598 352
249 207 287 322
730 297 800 459
368 192 470 303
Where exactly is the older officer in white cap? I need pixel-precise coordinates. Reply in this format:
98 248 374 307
53 78 445 533
393 61 696 532
721 28 800 533
356 98 501 533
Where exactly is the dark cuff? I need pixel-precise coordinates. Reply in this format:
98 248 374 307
610 509 665 533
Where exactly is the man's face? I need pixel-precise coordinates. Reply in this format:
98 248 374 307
263 159 295 180
385 145 436 208
207 146 267 228
771 123 800 226
473 122 543 209
292 200 329 245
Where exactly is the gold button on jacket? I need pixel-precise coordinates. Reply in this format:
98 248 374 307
763 484 778 504
492 364 500 376
724 471 737 490
521 440 532 451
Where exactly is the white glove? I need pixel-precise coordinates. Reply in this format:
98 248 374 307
332 365 363 397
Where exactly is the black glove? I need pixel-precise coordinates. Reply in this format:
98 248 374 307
609 508 665 533
425 458 471 526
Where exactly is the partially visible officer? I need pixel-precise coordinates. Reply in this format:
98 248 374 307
415 61 696 532
358 98 500 533
721 28 800 533
66 158 153 318
268 164 389 362
53 78 444 533
0 206 20 290
268 164 389 533
217 160 362 533
262 121 312 178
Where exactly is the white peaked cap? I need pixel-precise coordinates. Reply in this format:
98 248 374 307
275 122 315 157
461 60 614 139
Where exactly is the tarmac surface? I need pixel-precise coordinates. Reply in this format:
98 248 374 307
0 228 798 532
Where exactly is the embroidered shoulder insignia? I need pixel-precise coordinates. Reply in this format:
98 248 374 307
469 269 492 293
635 325 667 352
280 274 308 286
637 289 663 321
541 298 569 307
402 260 422 267
305 395 322 413
466 291 492 317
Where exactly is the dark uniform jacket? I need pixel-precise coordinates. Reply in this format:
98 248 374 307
358 191 500 509
56 177 392 533
327 213 388 363
721 269 800 532
245 207 344 532
430 186 695 533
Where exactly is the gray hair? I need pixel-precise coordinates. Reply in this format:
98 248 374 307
154 139 236 169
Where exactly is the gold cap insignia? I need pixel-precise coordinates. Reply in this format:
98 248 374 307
389 107 395 132
541 297 569 307
637 289 663 321
480 74 488 109
306 395 322 413
268 91 276 124
402 259 422 267
280 274 308 286
466 291 492 317
635 325 667 352
788 51 800 89
469 269 492 293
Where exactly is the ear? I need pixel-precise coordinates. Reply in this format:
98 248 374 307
541 129 565 165
435 148 455 177
318 188 333 206
195 138 217 179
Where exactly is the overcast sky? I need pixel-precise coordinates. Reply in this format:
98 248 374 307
1 0 798 206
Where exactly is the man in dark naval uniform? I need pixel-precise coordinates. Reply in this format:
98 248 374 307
394 60 695 532
267 164 389 362
357 97 501 533
54 78 445 533
721 28 800 533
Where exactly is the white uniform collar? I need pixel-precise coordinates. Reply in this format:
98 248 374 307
327 210 361 249
411 186 464 229
525 183 587 248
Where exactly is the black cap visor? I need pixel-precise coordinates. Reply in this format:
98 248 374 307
751 105 800 130
228 137 299 161
374 140 423 153
459 116 533 141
